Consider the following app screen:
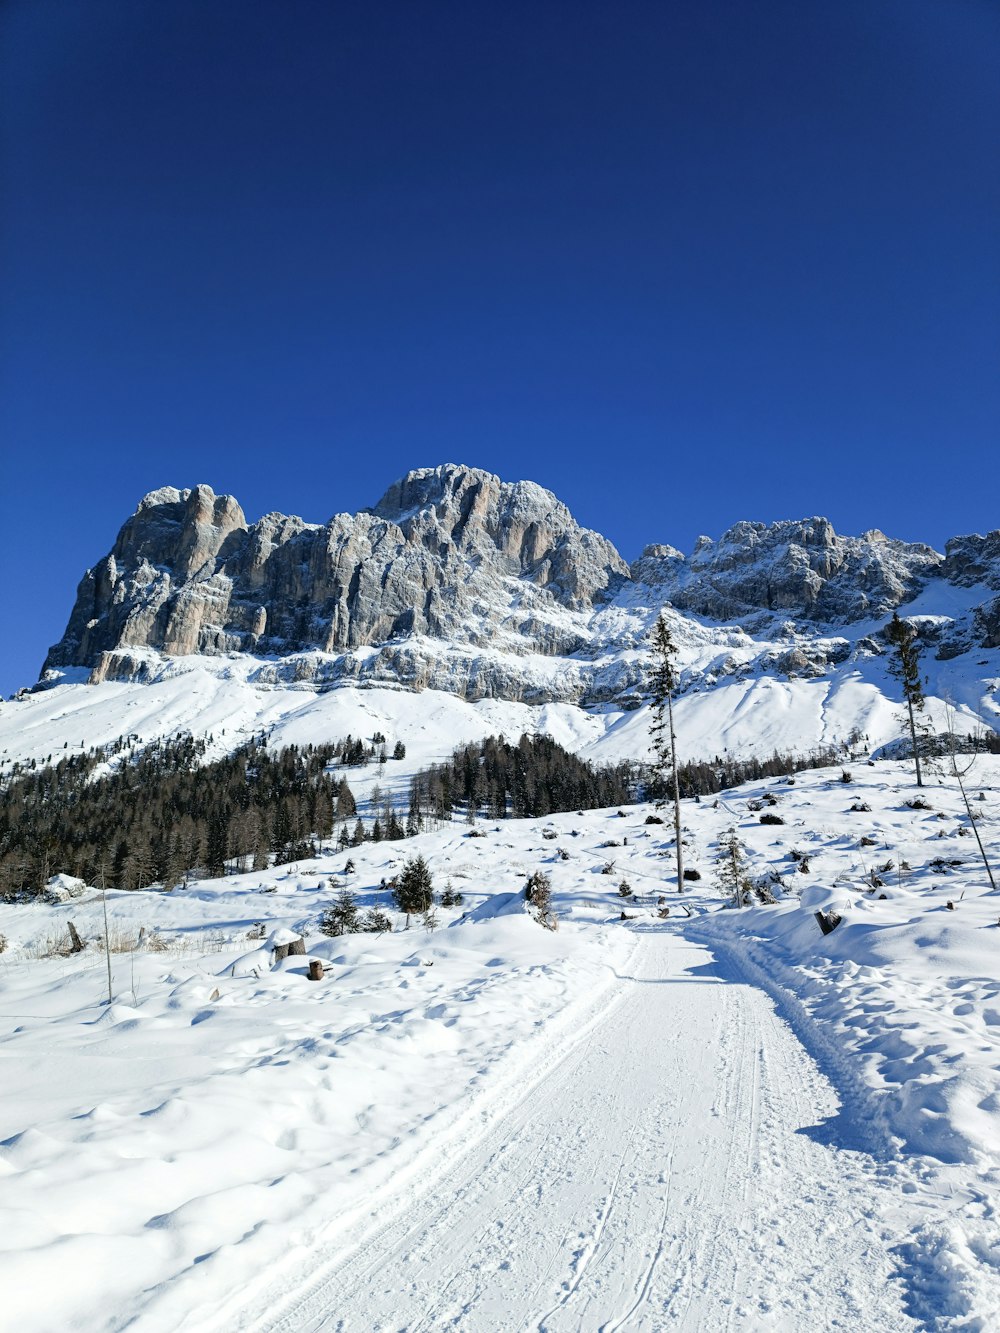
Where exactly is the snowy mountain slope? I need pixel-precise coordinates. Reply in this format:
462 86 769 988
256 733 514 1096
3 632 997 782
2 759 999 1329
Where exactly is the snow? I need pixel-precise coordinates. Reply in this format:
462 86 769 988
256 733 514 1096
2 756 1000 1328
4 635 996 798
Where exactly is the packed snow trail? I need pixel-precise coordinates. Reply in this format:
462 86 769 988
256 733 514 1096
228 930 914 1332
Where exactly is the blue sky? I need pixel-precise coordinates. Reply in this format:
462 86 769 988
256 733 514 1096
1 0 997 695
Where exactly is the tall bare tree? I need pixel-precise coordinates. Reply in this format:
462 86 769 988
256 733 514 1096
943 704 997 893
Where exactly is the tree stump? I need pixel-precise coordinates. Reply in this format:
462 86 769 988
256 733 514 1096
814 909 842 936
67 921 85 953
308 959 325 982
273 936 305 960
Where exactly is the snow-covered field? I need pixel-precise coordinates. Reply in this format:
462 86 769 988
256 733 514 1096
3 754 1000 1330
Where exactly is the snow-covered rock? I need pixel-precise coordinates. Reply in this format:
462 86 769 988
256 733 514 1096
43 873 88 903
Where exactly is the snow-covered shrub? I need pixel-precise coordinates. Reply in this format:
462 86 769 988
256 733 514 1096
524 870 557 930
359 908 392 934
320 887 359 936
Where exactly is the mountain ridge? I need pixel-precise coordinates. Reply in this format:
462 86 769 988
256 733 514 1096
24 464 998 760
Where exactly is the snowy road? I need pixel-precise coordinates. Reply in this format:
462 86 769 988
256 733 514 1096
229 930 915 1333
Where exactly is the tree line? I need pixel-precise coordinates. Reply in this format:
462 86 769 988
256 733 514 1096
0 734 367 898
406 733 635 822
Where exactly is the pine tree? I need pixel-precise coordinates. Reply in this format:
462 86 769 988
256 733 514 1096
206 809 230 878
359 907 392 933
336 778 356 820
649 612 684 891
393 855 434 925
252 823 270 872
320 886 359 937
717 827 752 908
885 612 927 787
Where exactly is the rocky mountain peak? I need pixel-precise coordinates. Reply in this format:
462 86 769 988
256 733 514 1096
39 469 999 705
636 516 943 624
371 463 625 600
43 466 628 681
943 531 1000 590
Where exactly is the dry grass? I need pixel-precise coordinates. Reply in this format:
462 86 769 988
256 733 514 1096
19 924 233 961
22 930 76 960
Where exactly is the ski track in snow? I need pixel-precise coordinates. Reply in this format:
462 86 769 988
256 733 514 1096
222 932 913 1333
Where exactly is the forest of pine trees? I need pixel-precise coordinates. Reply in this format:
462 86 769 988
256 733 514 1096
0 733 388 898
3 716 963 901
407 733 634 823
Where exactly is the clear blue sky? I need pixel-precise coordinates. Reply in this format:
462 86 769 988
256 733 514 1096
1 0 997 695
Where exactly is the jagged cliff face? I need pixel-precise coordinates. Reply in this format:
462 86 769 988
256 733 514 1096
631 519 942 624
45 466 629 682
42 464 1000 704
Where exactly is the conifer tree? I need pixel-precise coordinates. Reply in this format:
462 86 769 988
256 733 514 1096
885 612 927 787
649 612 684 891
393 855 434 925
717 827 751 908
336 778 357 820
320 886 359 936
359 907 392 933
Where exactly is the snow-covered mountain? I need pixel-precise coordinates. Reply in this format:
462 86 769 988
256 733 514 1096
5 463 999 766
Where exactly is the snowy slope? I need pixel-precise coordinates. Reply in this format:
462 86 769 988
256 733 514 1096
2 758 1000 1329
3 632 999 782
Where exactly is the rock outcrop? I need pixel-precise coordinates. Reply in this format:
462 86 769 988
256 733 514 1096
44 466 629 677
41 465 1000 703
631 518 942 624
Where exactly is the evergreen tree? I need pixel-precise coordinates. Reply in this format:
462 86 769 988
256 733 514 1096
393 855 434 924
885 611 927 786
359 907 392 933
717 828 752 908
206 809 230 878
252 824 271 872
336 778 357 820
320 886 360 936
649 612 684 891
